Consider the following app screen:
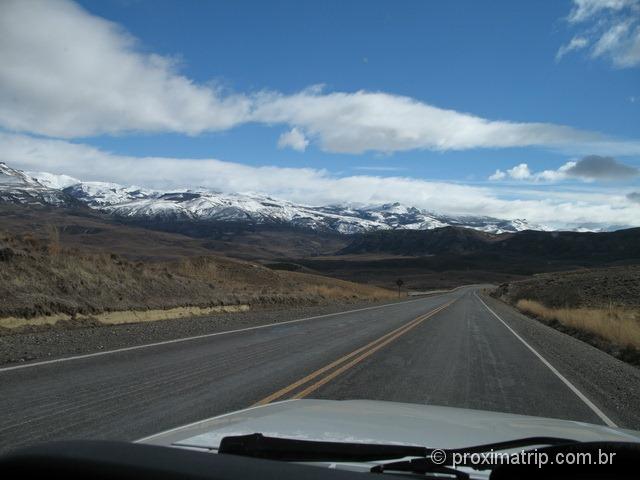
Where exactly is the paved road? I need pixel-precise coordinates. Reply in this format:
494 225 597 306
1 286 638 452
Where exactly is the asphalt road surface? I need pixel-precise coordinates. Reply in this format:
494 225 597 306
1 286 639 453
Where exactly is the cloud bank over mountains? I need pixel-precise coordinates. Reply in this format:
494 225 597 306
1 132 638 229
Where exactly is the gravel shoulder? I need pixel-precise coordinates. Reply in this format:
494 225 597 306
0 298 407 367
480 292 640 429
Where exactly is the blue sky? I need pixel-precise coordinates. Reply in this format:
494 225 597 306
81 0 639 178
0 0 639 228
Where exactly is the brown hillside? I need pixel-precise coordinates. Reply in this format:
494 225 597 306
0 231 393 324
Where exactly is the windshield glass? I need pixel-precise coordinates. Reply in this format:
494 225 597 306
0 1 639 478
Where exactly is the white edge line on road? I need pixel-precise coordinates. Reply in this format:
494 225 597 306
0 292 465 374
474 292 617 428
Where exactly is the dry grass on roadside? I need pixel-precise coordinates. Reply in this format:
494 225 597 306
0 231 395 327
516 299 640 349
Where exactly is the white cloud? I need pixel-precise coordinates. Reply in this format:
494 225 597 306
567 0 636 23
490 162 573 182
488 169 507 181
537 162 579 181
0 0 252 137
1 0 640 156
1 132 639 229
556 36 590 61
559 0 640 67
489 162 576 182
252 89 640 155
277 127 309 152
592 20 640 67
489 155 638 182
507 163 533 180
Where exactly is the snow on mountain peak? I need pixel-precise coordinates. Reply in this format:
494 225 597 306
1 162 43 188
26 171 81 189
63 181 156 207
1 163 542 234
0 163 72 206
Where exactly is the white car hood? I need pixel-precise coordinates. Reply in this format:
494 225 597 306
141 399 640 450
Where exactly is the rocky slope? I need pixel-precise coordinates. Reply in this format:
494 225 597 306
0 163 76 206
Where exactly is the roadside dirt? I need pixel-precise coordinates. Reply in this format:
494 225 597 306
0 298 406 367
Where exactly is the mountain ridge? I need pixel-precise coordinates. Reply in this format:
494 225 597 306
339 226 640 262
0 163 79 207
0 162 582 235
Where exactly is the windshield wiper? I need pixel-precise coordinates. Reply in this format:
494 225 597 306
217 433 576 463
218 433 426 462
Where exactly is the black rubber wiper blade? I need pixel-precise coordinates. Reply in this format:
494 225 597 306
218 433 427 462
218 433 577 463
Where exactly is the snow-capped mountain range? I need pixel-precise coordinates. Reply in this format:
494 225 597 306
1 162 543 234
0 162 72 206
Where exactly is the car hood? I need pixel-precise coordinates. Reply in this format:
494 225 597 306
140 399 640 450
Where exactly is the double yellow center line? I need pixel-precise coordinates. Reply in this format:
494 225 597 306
254 299 456 406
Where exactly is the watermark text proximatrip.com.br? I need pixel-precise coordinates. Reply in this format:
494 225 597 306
428 448 616 469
